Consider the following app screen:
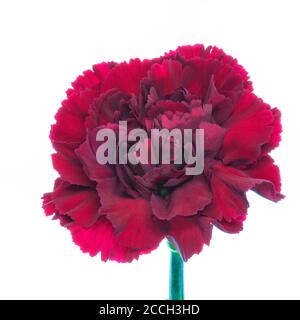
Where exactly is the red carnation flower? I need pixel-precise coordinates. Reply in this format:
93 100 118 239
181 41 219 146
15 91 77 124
42 44 283 263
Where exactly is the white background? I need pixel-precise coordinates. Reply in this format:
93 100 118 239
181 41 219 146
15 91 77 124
0 0 299 300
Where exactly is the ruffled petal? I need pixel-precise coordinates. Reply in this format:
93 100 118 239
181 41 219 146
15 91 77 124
262 108 282 155
214 214 246 234
51 62 116 151
182 58 216 96
204 161 254 221
205 76 235 124
167 44 206 60
101 59 152 95
45 179 100 227
167 45 252 91
69 217 144 262
167 216 213 261
151 176 212 220
204 174 249 222
42 178 66 216
86 89 131 128
42 192 56 216
67 61 116 98
243 155 284 202
92 62 117 88
220 92 274 164
64 88 99 117
148 60 183 96
50 106 86 145
200 122 226 156
97 178 166 250
51 153 93 186
204 159 284 221
75 130 114 181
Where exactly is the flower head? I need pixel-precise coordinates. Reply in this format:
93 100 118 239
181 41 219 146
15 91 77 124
42 45 283 262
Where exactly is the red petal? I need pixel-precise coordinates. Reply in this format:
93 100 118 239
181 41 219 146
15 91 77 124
64 88 98 116
92 62 117 85
97 178 165 250
244 155 284 202
205 76 235 124
71 70 101 92
168 44 206 60
51 63 112 148
204 174 249 222
204 160 256 221
69 217 144 262
101 59 152 95
75 132 114 181
182 58 215 96
166 45 252 94
205 47 251 91
50 106 86 145
42 178 66 216
147 100 188 118
86 89 131 128
204 159 284 221
220 92 274 164
42 192 56 216
52 87 100 147
209 160 260 192
149 60 183 96
67 61 115 97
151 176 212 220
52 153 92 186
52 142 78 160
262 108 282 155
200 122 226 156
214 214 246 234
53 184 100 227
167 216 213 261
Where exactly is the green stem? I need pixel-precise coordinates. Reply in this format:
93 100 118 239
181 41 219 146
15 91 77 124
168 241 184 300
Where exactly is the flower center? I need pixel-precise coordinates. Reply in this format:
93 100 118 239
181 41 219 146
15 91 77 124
158 187 169 199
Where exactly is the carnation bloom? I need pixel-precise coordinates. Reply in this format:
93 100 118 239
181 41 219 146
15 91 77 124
42 44 283 263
